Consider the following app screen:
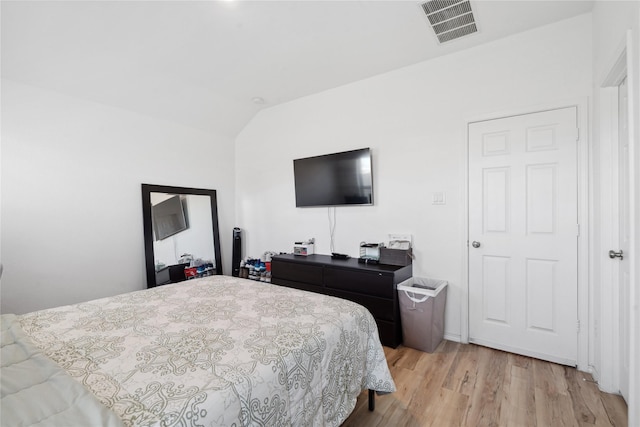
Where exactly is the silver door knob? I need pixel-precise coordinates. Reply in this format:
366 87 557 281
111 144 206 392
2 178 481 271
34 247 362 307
609 250 623 260
472 241 481 248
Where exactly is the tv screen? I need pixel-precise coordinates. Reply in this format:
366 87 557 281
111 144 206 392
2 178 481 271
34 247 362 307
152 195 188 240
294 148 373 207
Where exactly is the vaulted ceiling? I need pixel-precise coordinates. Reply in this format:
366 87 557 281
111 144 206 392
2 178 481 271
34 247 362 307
1 1 594 138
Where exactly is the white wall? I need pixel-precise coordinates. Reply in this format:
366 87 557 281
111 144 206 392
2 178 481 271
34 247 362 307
0 80 236 315
591 0 640 421
235 14 593 342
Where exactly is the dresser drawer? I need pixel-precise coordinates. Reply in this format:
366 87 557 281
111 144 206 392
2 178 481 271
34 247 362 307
272 260 323 286
326 289 395 322
272 278 323 294
324 267 394 299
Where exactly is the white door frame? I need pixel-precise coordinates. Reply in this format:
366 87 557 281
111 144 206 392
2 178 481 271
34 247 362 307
461 98 590 372
597 30 636 406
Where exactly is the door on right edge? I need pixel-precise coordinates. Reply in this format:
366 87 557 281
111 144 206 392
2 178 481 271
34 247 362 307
468 107 579 365
617 77 630 401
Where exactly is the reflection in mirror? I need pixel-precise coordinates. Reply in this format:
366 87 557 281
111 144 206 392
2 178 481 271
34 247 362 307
142 184 222 288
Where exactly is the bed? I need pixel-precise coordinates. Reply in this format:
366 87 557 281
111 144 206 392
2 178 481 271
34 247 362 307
1 275 396 426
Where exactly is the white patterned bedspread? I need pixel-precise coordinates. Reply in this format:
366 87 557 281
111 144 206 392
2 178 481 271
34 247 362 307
17 275 396 426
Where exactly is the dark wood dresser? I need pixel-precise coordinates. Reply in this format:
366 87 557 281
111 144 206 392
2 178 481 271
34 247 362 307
271 253 412 348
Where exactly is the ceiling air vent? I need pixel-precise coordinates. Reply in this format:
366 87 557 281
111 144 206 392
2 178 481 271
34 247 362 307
421 0 477 44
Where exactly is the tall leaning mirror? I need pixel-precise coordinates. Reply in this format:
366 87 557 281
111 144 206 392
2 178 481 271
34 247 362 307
142 184 223 288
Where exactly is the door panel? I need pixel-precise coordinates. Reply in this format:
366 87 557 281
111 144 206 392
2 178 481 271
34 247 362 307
484 168 510 232
527 164 556 233
526 258 556 331
483 255 510 324
469 107 578 365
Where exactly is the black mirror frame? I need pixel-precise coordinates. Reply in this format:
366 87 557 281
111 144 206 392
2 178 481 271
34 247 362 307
142 184 223 288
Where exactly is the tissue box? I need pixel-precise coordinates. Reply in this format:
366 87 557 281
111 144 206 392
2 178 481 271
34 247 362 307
380 248 412 266
293 243 314 256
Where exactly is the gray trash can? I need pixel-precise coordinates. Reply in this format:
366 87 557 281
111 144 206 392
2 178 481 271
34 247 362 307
397 277 447 353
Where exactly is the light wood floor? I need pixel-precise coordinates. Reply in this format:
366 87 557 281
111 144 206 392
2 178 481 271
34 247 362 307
343 341 628 427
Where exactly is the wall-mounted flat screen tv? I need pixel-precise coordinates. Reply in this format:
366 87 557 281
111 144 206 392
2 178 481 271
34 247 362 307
152 195 188 240
294 148 373 207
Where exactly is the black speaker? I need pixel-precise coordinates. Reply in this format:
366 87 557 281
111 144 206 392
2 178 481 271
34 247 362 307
232 227 242 277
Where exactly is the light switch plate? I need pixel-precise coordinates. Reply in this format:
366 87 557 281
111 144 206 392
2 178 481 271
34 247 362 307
432 191 446 205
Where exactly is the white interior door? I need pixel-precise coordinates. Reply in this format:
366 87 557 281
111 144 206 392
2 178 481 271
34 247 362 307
617 77 630 401
468 107 579 366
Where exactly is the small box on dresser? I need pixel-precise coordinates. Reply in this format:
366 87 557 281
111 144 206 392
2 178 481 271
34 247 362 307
379 248 412 266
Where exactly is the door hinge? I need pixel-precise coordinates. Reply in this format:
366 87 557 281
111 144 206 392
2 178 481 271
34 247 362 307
575 128 580 141
577 320 581 332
